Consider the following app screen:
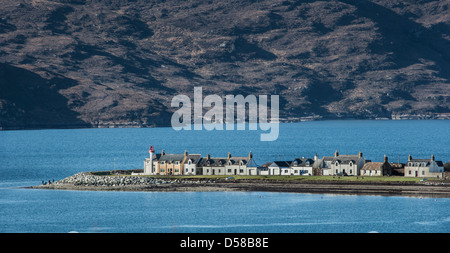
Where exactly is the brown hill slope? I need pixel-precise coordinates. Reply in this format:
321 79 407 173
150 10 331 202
1 0 449 129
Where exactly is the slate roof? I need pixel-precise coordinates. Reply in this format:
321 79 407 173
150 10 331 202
184 154 202 164
198 153 258 168
362 162 384 171
227 156 250 166
291 158 315 167
246 158 260 168
159 153 185 162
408 159 444 167
269 161 292 168
410 159 431 163
323 155 362 164
198 157 228 167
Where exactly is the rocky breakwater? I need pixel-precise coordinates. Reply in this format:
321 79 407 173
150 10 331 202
32 172 218 192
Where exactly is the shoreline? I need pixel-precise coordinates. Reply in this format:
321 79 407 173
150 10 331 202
29 172 450 198
3 118 450 131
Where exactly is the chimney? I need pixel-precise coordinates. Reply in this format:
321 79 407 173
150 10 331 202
335 150 339 157
162 149 165 156
384 154 388 163
184 150 188 157
207 154 210 160
408 154 412 161
228 152 231 159
431 154 435 161
249 151 253 159
359 151 363 158
314 153 318 161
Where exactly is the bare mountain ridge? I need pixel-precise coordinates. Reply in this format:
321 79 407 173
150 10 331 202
1 0 449 129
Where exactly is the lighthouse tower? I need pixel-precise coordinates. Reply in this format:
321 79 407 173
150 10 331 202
144 145 155 175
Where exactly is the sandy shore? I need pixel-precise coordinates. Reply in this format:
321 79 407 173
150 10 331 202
30 174 450 198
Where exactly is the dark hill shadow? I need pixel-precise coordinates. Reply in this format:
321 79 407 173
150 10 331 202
0 63 89 129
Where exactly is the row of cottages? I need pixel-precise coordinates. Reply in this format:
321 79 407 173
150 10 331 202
265 151 444 178
142 150 258 176
142 150 202 176
200 152 259 176
359 154 445 178
141 149 444 178
263 156 318 176
263 151 366 176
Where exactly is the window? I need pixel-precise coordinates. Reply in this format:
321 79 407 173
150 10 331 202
350 169 352 174
336 169 338 173
188 160 192 165
175 161 179 165
408 170 412 175
422 171 425 175
160 161 165 164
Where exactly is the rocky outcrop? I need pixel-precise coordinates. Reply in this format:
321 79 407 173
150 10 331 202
52 172 214 187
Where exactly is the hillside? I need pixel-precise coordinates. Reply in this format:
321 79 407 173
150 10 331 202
1 0 450 129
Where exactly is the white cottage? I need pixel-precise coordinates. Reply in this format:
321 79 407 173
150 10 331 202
319 151 365 176
268 161 292 175
291 157 316 176
404 154 444 178
184 154 202 175
224 152 259 176
200 154 228 175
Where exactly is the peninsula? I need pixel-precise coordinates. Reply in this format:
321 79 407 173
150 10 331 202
31 171 450 198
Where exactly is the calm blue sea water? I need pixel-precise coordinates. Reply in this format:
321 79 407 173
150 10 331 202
0 120 449 233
